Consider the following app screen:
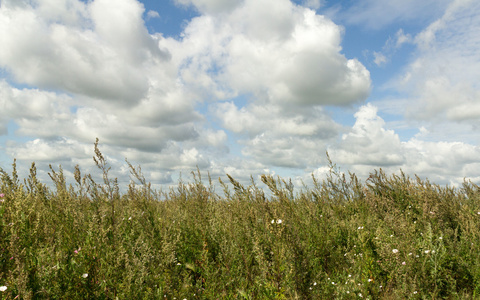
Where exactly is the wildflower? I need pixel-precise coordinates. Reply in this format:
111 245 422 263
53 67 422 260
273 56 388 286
368 279 372 282
271 219 274 224
408 252 413 256
358 226 364 230
0 286 6 292
390 234 394 237
358 293 363 298
477 212 480 215
348 274 351 277
332 282 335 285
392 249 399 254
424 250 430 254
0 193 4 198
82 273 88 278
276 219 282 224
402 261 406 265
346 291 350 294
414 291 417 294
313 282 317 286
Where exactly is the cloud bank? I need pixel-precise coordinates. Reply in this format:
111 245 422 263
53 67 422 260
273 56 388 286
0 0 478 189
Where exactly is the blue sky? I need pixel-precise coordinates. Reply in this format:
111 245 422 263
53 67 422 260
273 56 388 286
0 0 479 189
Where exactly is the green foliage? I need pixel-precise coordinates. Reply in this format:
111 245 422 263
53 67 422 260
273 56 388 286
0 146 479 299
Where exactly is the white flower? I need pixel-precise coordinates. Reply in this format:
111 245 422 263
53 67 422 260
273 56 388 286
348 274 352 277
82 273 88 278
414 291 417 294
477 212 480 215
358 226 364 230
313 282 317 286
358 293 363 298
368 279 372 282
276 219 282 224
424 250 430 254
271 219 275 224
0 286 7 292
392 249 399 254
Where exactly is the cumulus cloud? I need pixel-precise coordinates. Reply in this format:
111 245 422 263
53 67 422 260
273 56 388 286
328 104 480 186
2 0 475 192
392 0 480 126
169 0 371 106
0 0 169 105
214 101 341 168
332 104 405 167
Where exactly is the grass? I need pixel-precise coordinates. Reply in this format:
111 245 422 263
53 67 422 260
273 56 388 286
0 142 479 299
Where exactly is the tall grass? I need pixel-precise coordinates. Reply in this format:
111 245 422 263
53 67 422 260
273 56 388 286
0 145 479 299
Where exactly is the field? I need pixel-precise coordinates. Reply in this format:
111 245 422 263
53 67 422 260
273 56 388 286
0 147 479 299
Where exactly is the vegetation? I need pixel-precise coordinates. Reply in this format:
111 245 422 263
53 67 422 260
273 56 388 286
0 142 479 299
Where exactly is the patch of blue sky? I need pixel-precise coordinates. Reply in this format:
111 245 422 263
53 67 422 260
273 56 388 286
142 0 199 37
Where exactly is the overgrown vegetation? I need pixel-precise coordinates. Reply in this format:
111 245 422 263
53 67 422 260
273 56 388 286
0 141 479 299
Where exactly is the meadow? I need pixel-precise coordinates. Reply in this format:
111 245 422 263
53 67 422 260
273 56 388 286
0 143 479 299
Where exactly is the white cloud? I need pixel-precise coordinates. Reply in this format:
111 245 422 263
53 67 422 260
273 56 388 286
393 0 480 125
0 0 169 104
146 10 160 19
373 51 387 66
303 0 323 10
395 29 412 48
173 1 371 106
329 104 480 186
215 102 340 168
174 0 243 14
337 0 450 30
332 104 405 167
2 0 476 192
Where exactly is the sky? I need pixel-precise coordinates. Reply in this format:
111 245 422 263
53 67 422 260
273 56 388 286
0 0 479 191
